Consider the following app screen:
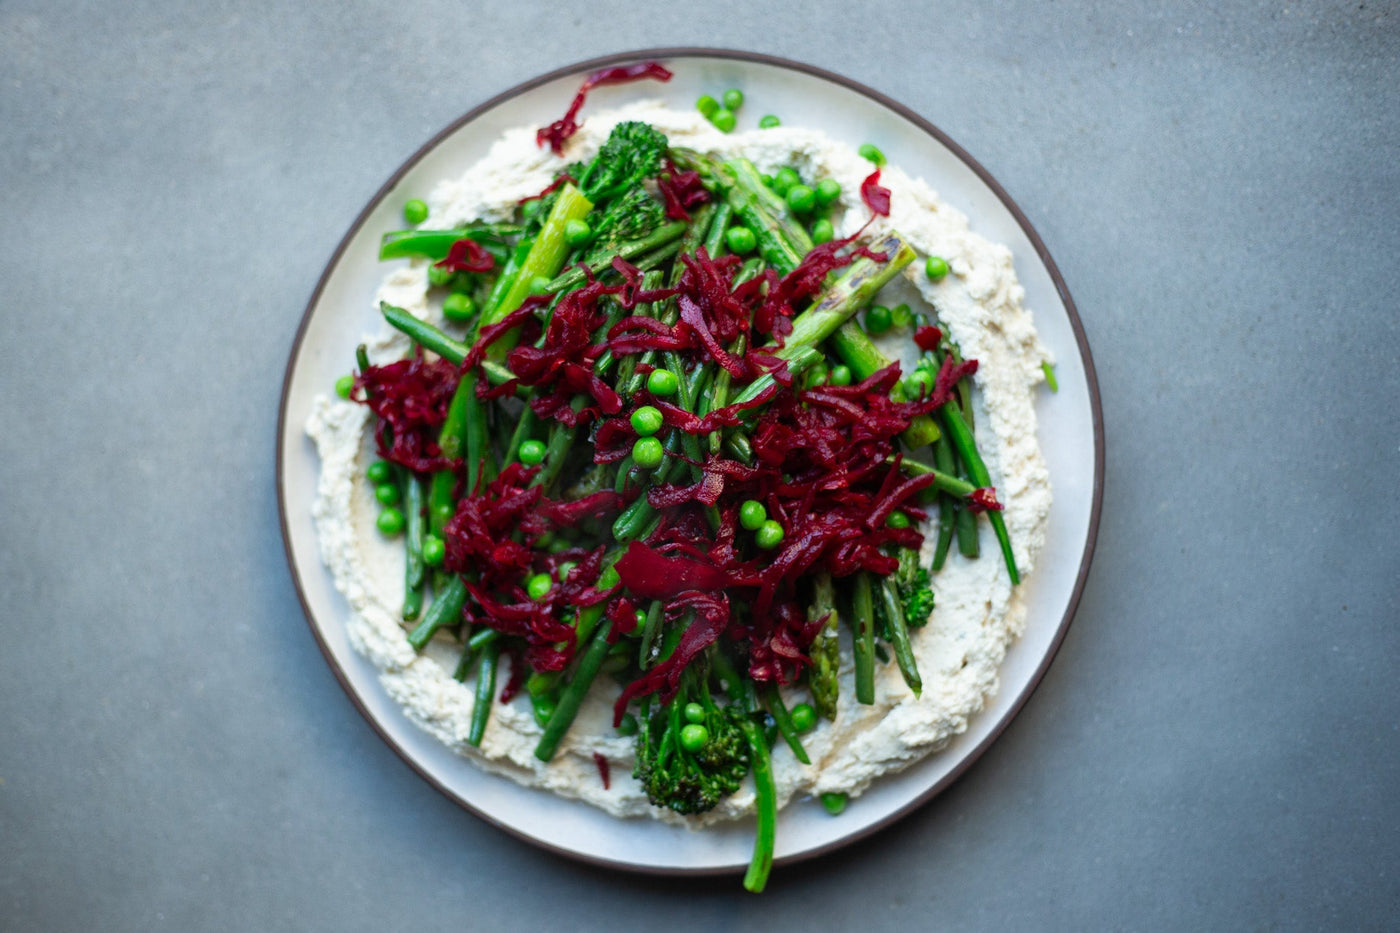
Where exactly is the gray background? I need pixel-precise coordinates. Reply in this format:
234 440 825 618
2 1 1397 930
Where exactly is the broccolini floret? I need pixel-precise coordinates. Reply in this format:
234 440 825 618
633 665 750 816
896 546 935 626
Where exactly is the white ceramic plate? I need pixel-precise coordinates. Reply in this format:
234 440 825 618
277 49 1103 875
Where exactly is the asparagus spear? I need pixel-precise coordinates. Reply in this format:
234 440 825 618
807 572 841 721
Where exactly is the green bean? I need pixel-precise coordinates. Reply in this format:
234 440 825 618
500 408 538 469
453 627 498 682
942 403 1020 584
401 469 426 621
702 199 733 257
852 573 876 705
407 575 466 651
468 639 500 746
930 438 958 571
637 600 664 668
378 223 520 262
877 577 921 697
534 619 614 762
378 302 516 387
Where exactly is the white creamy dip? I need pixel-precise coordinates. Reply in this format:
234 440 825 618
306 101 1052 825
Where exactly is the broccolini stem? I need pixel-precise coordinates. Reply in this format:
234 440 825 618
378 302 516 387
930 437 958 571
738 717 776 894
761 685 812 765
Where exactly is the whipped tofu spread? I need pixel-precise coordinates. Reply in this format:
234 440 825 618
307 101 1052 825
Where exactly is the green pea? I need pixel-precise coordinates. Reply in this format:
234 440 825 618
810 218 834 244
786 184 816 214
683 702 706 724
865 305 893 334
722 88 744 111
829 365 852 387
858 143 886 166
366 461 393 484
442 292 475 322
679 723 710 751
632 436 664 469
529 274 552 295
815 178 841 206
890 302 913 328
790 703 817 732
925 255 950 280
597 564 621 590
334 374 355 399
433 502 454 526
903 368 936 398
427 263 454 287
772 167 801 196
758 114 780 129
518 439 547 465
526 573 553 601
403 198 429 224
532 697 556 728
630 405 664 436
520 198 542 221
760 173 773 187
556 561 577 583
820 792 848 815
755 519 785 550
802 367 829 390
376 507 405 536
646 368 679 396
724 225 757 255
710 108 736 133
886 511 911 530
616 712 639 736
696 94 720 118
739 499 767 531
422 535 445 567
563 217 592 247
374 482 400 506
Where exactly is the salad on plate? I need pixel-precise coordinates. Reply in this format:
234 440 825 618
307 62 1052 891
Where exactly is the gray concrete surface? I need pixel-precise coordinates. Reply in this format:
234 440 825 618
2 2 1397 929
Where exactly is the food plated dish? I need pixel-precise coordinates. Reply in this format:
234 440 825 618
277 50 1102 884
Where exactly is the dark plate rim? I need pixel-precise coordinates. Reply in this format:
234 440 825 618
276 46 1105 878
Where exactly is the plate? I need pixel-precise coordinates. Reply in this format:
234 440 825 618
276 49 1103 874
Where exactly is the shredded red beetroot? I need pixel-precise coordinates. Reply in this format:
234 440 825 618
967 487 1004 512
593 752 611 789
354 353 461 472
537 62 674 154
434 238 495 274
657 161 710 219
914 325 943 352
861 169 891 216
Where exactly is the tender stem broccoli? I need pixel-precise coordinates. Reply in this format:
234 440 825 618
632 662 751 816
576 120 668 204
895 546 935 627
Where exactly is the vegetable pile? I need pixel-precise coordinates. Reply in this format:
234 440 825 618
344 68 1021 892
